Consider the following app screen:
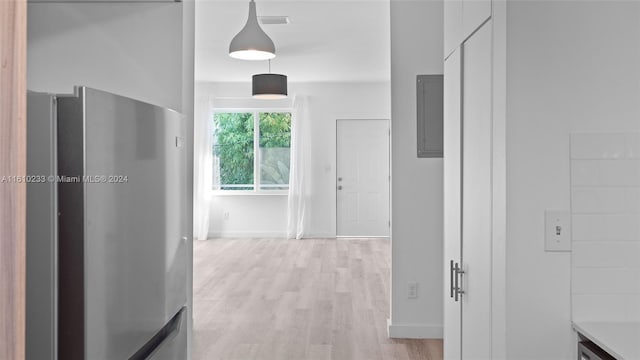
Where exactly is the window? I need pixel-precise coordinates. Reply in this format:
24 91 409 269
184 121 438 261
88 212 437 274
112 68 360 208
212 110 291 193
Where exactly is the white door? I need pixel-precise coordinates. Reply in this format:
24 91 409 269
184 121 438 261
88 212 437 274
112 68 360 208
461 20 493 360
336 119 390 237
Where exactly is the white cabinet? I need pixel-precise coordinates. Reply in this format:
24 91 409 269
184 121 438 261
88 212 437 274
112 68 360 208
460 20 493 359
443 47 462 360
444 19 493 360
444 0 492 60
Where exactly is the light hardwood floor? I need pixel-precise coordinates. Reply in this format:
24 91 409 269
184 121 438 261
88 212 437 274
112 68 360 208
193 238 443 360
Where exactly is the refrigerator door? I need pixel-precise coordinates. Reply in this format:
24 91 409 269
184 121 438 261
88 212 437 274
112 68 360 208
57 87 187 359
26 92 58 360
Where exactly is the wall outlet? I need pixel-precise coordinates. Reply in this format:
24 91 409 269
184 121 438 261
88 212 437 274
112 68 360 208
223 211 230 221
545 210 571 252
407 281 418 299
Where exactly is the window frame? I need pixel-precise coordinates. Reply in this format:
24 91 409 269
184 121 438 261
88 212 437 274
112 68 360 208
212 108 293 196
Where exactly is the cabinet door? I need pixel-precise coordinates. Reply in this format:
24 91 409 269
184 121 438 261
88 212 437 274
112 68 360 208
443 48 462 360
463 0 491 40
444 0 463 60
461 20 493 360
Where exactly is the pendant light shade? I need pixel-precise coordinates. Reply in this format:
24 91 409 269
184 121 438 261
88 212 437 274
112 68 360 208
252 73 288 99
229 0 276 60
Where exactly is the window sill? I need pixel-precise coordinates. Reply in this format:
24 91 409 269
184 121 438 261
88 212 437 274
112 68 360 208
211 191 288 197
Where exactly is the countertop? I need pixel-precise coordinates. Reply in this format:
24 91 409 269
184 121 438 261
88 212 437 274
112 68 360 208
573 321 640 360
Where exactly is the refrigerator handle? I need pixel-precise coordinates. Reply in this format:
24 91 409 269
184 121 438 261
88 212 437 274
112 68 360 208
128 307 185 360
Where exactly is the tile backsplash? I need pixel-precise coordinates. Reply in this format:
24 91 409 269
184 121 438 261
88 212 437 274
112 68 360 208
571 133 640 160
571 133 640 322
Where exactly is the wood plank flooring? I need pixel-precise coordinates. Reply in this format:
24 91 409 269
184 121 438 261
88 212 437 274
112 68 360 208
193 238 443 360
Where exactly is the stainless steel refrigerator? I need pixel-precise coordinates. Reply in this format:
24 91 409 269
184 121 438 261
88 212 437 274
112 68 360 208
27 87 188 360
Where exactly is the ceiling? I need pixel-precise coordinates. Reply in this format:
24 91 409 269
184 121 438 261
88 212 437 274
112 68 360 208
195 0 391 83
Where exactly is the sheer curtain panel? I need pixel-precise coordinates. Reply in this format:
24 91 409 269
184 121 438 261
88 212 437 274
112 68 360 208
193 95 213 240
287 96 309 239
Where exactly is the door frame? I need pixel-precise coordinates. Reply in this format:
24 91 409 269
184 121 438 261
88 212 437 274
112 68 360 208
0 0 27 358
335 118 391 238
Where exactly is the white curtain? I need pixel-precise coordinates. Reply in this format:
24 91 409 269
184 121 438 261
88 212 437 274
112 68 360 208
287 96 309 239
193 95 213 241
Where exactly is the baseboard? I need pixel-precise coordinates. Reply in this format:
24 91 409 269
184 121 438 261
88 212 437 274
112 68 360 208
205 232 342 239
207 231 287 239
299 233 336 239
387 319 443 339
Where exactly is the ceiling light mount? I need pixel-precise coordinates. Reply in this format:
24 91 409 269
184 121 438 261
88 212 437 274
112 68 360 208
258 16 290 25
229 0 276 61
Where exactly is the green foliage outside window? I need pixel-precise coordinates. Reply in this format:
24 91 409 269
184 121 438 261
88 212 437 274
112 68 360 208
259 112 291 189
213 111 291 191
213 113 254 190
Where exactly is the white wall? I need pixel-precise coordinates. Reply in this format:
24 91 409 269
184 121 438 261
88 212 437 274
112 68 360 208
209 195 289 238
196 82 391 238
28 2 184 112
389 0 444 338
505 2 640 359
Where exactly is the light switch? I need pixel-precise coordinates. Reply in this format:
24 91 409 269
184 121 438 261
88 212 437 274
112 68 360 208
545 210 571 252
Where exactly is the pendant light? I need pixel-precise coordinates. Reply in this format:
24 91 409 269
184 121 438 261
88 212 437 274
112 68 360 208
229 0 276 60
252 60 288 99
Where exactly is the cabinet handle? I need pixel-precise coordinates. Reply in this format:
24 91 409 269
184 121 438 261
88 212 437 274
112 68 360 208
454 263 465 302
453 263 464 301
454 262 460 302
450 261 465 302
450 260 455 298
